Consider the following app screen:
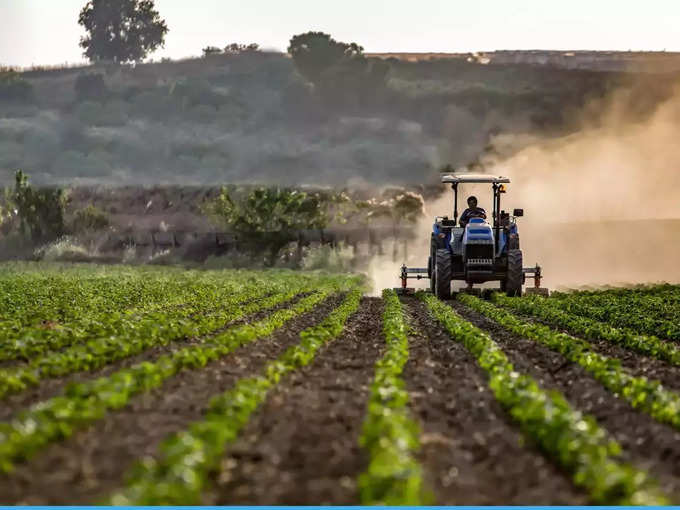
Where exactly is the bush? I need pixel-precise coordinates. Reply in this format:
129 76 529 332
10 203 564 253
13 170 66 243
71 204 109 232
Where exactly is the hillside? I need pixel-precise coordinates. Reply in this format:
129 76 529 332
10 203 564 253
1 50 678 187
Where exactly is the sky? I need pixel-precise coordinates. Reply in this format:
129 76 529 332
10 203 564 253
1 0 679 67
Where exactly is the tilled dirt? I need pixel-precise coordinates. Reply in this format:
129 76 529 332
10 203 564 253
0 292 310 422
206 297 384 505
451 300 680 500
0 294 343 505
401 297 586 504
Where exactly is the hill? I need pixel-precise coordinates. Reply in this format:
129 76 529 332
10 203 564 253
1 50 678 187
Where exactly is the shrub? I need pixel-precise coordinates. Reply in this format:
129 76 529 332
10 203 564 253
71 204 109 232
13 170 66 243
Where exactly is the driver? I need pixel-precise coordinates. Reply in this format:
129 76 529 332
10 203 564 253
459 196 486 228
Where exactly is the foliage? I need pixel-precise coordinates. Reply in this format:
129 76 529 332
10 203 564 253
287 31 388 109
12 170 66 243
548 286 680 340
493 293 680 366
287 32 363 85
106 288 362 504
358 289 430 504
74 73 108 101
206 186 330 264
0 268 357 472
0 272 339 398
202 46 222 57
424 293 667 505
459 294 680 437
71 204 109 232
78 0 169 63
225 42 259 53
0 71 33 102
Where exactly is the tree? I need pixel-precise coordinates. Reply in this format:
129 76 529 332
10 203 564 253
206 186 328 265
78 0 168 63
287 32 363 85
13 170 66 243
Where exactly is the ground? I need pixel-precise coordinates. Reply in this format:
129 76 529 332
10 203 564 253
0 263 679 504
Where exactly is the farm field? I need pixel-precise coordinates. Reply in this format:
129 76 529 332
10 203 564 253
2 263 680 504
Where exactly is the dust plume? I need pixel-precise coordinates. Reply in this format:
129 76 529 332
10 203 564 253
369 85 680 293
482 86 680 289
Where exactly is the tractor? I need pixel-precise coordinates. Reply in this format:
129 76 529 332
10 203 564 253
399 172 547 298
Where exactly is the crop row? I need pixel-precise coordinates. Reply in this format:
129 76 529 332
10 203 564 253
0 276 360 473
0 269 310 363
550 286 680 339
423 293 666 504
358 289 429 505
492 293 680 366
459 295 680 436
0 273 343 399
106 287 363 504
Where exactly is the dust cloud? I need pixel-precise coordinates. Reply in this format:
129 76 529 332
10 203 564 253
369 85 680 293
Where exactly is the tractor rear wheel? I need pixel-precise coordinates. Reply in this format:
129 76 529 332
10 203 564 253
434 249 452 299
506 249 523 297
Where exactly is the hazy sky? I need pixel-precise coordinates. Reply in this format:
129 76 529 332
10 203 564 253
1 0 679 67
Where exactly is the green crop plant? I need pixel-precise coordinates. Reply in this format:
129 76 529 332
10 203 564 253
459 294 680 439
106 287 363 504
424 293 667 505
0 277 360 473
493 293 680 366
358 289 430 505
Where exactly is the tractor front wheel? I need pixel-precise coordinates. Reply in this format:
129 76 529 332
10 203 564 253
434 249 452 299
506 249 523 297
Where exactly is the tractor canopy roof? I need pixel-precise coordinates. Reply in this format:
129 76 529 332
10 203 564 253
440 173 510 184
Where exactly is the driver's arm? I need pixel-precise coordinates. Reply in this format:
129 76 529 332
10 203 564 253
459 208 471 227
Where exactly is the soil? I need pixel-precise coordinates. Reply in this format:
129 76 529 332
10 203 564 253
401 297 587 504
0 294 343 505
451 299 680 500
0 292 310 422
206 297 384 505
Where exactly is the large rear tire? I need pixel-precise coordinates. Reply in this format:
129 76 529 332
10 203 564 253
506 249 523 297
434 249 452 299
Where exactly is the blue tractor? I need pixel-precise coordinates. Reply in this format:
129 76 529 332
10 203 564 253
399 172 546 298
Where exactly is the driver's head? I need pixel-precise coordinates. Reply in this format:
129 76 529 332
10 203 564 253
467 196 477 208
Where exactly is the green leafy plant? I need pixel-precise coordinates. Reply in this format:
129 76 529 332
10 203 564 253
424 292 667 505
0 275 358 473
105 288 363 504
459 294 680 437
493 293 680 365
358 289 430 505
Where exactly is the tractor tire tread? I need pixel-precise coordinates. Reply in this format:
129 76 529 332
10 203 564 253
435 249 452 299
506 248 523 297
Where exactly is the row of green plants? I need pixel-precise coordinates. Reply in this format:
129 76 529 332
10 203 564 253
423 293 667 505
0 278 358 473
105 287 363 504
550 285 680 339
459 294 680 436
358 289 429 505
0 273 341 399
492 294 680 366
0 269 272 362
